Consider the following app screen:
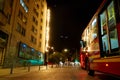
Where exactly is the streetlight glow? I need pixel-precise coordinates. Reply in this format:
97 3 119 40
64 49 68 52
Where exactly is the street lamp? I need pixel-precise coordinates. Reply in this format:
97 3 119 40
51 46 54 50
64 48 68 52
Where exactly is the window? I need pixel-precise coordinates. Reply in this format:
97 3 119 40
0 30 8 47
35 20 38 25
16 23 21 33
39 42 41 48
33 8 39 17
37 4 39 9
31 25 37 34
40 26 42 30
0 0 4 11
16 23 26 36
100 11 109 55
23 16 27 24
32 16 35 22
40 34 42 39
18 10 27 24
18 10 23 19
41 11 43 16
100 11 107 35
31 35 36 44
41 18 43 23
100 1 119 57
92 18 97 29
32 16 38 25
91 18 97 41
107 1 119 50
21 27 26 36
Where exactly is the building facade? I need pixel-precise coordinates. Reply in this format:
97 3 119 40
0 0 47 67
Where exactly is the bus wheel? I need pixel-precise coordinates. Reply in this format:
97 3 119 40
88 70 95 76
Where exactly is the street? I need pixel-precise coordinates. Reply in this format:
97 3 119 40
0 66 120 80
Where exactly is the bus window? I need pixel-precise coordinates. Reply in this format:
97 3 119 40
107 1 119 50
80 40 84 48
100 10 110 55
100 11 107 35
91 18 97 41
100 1 119 57
80 40 86 48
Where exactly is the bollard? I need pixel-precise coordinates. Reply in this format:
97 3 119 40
46 64 48 69
45 62 48 70
28 63 31 72
39 65 40 71
51 64 53 68
10 63 13 74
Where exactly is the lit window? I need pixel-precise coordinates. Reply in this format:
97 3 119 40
92 18 97 28
23 16 27 24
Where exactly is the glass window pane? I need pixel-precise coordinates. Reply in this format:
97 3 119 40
100 11 107 35
110 29 119 49
102 34 109 52
107 1 119 50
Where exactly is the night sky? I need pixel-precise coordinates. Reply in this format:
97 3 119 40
46 0 103 52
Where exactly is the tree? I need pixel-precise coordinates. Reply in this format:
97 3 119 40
48 52 65 64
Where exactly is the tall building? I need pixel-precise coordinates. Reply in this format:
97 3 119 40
0 0 47 67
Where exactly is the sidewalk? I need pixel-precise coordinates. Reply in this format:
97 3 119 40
0 65 52 77
0 64 72 77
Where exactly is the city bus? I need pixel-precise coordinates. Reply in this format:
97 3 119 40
80 0 120 76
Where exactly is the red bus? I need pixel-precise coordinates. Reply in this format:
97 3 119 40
80 0 120 76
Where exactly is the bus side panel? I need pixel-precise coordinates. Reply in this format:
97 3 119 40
80 52 87 69
117 23 120 47
90 58 120 76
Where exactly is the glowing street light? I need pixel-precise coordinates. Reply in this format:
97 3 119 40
64 49 68 52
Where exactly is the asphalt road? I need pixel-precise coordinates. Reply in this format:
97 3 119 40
0 66 120 80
